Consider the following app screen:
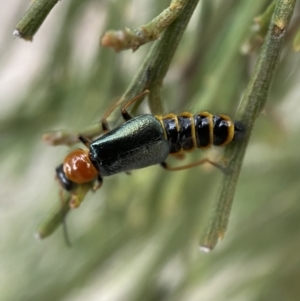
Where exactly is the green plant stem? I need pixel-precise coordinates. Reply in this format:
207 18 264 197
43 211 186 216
43 0 200 146
37 183 93 239
14 0 59 40
101 0 189 52
200 0 297 251
122 0 200 115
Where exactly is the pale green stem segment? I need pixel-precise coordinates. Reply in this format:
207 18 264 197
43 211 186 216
14 0 59 41
120 0 200 115
101 0 189 52
200 0 297 252
42 124 102 147
36 183 93 239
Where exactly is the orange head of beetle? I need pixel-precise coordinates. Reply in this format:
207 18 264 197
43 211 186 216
63 149 98 184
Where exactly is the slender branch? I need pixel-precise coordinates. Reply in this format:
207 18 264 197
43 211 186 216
14 0 59 41
200 0 297 252
42 124 102 147
121 0 200 114
101 0 189 52
36 182 93 239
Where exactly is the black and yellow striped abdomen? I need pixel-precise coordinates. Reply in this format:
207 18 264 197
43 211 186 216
156 112 244 154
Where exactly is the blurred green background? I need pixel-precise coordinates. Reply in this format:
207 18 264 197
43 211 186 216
1 0 300 300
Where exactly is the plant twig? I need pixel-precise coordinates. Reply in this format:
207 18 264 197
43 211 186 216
101 0 189 52
120 0 200 114
14 0 59 41
200 0 297 252
36 182 93 239
42 124 102 147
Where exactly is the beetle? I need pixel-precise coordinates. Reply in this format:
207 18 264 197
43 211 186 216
56 90 245 201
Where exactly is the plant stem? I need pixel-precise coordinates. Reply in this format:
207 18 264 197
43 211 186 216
101 0 189 52
122 0 200 115
200 0 297 252
14 0 59 40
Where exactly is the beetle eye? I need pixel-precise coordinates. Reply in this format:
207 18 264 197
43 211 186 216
55 164 75 191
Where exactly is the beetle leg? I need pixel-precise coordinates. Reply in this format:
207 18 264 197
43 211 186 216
93 174 103 191
100 90 150 133
121 90 150 121
78 135 92 147
101 98 123 133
